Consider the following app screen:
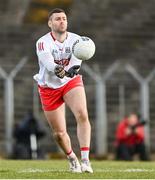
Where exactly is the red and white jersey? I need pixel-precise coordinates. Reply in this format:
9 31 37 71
33 32 82 89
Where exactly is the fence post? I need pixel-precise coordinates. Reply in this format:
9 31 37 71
82 61 120 157
125 64 155 155
4 77 14 155
0 57 28 155
96 80 107 156
33 82 40 119
82 64 107 156
101 61 120 155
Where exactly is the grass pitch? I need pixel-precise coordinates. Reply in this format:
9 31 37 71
0 159 155 179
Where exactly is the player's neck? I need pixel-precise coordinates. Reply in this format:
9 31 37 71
52 31 67 43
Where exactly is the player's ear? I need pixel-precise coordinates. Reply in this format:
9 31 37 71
48 20 52 28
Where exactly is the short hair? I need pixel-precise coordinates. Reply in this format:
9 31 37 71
48 8 66 20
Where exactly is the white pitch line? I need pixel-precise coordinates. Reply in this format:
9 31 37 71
94 168 155 172
18 168 155 173
18 168 68 173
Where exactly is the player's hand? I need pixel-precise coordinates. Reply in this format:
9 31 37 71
65 65 80 78
54 65 66 79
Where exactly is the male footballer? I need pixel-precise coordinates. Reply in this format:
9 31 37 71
34 8 93 173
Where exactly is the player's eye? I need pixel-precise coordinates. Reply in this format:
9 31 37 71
62 17 66 20
55 17 60 21
55 17 67 21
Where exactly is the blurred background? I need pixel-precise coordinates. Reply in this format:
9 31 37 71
0 0 155 160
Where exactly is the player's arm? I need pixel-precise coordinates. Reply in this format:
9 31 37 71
36 40 56 72
36 40 66 78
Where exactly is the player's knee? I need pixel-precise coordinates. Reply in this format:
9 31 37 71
76 108 89 123
53 131 66 142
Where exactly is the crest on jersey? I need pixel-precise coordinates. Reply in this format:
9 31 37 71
65 47 71 53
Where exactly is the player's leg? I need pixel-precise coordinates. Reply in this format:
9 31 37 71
64 86 91 150
44 104 71 153
63 86 93 173
44 104 81 172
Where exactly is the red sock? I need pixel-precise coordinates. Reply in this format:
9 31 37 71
66 150 76 159
66 150 73 156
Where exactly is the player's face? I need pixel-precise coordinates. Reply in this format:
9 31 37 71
48 12 68 34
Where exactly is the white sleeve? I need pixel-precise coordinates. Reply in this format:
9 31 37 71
36 40 56 72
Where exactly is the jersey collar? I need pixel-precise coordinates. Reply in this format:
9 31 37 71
50 32 56 41
50 32 68 43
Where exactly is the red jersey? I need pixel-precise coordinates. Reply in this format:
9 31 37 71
115 118 144 146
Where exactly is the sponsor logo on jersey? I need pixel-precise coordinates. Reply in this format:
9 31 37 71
54 58 70 66
52 49 71 66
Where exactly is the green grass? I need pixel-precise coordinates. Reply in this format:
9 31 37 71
0 159 155 179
